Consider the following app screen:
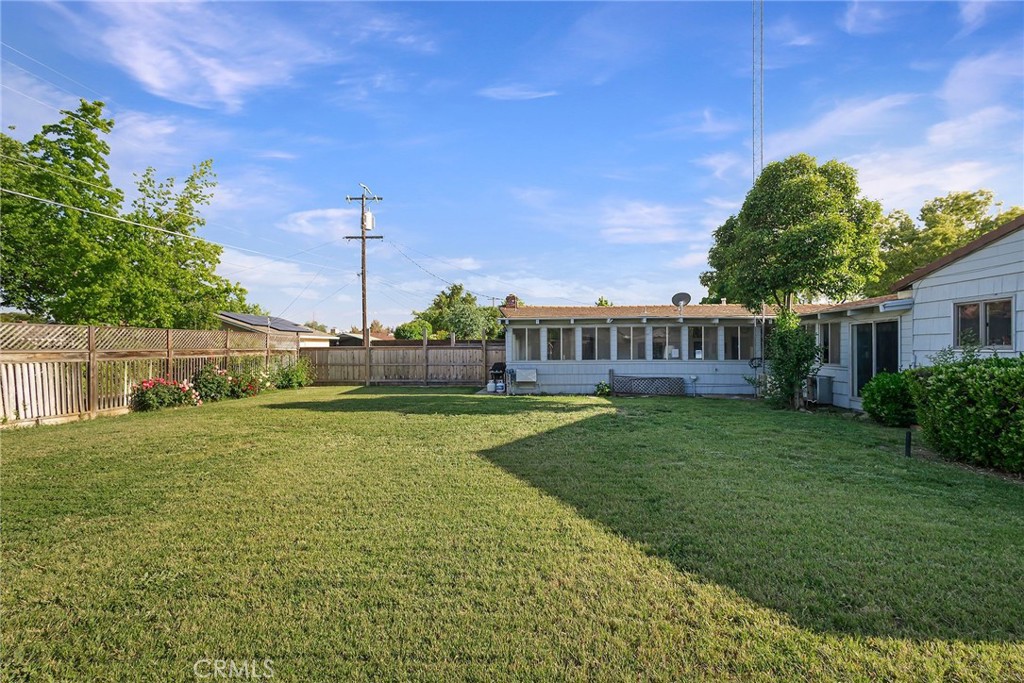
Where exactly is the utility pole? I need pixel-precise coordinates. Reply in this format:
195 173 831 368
345 184 382 386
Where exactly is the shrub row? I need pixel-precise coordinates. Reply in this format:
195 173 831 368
908 356 1024 473
130 357 315 412
862 355 1023 473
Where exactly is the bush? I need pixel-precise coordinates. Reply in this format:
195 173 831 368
763 310 820 409
595 381 611 397
192 364 231 402
908 355 1024 473
276 357 315 389
227 368 274 398
861 371 916 427
130 377 201 412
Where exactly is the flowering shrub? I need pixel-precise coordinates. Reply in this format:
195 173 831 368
130 377 202 412
908 355 1024 473
193 364 231 402
227 369 273 398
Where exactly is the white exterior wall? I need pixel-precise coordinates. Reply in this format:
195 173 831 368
908 228 1024 364
811 309 912 410
503 321 766 395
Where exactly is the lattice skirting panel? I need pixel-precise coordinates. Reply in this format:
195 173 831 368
611 374 687 396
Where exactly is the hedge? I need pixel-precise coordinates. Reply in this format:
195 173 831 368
908 356 1024 474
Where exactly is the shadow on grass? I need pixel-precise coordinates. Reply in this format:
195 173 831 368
264 386 596 417
476 398 1024 643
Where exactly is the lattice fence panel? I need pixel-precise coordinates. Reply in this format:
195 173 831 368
269 335 299 351
612 374 687 396
229 332 267 350
0 323 89 350
96 326 166 350
171 329 226 350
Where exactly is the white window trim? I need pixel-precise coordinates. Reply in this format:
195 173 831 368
953 296 1014 349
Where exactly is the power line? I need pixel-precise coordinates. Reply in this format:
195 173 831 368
2 58 93 104
1 84 98 128
387 240 501 302
1 41 107 99
0 187 352 276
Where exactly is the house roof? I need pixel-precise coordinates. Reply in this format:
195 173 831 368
499 303 830 320
218 312 316 334
890 212 1024 292
811 293 900 315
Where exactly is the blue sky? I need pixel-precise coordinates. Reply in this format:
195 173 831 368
3 1 1022 330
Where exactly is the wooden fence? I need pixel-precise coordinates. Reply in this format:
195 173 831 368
0 323 299 427
302 342 505 386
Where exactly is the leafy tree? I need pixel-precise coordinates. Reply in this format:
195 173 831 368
304 320 329 333
393 320 432 340
595 296 613 306
0 100 264 328
1 101 125 323
865 190 1023 296
415 284 501 339
700 153 883 311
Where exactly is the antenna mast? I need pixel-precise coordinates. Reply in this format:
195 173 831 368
752 0 764 184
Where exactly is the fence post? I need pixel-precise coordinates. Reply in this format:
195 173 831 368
608 369 615 397
87 326 98 417
224 329 231 369
481 329 488 387
422 328 429 386
265 332 270 370
166 329 173 378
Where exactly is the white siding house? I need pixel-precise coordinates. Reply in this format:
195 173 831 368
498 303 827 395
802 213 1023 409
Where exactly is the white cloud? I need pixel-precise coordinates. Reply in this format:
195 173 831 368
765 94 917 159
703 196 742 211
441 257 482 272
255 151 299 161
840 1 898 35
694 152 745 181
927 106 1019 148
600 201 692 244
0 67 78 139
277 208 362 239
89 3 335 111
768 17 818 47
218 249 324 289
670 252 709 269
477 84 558 101
847 150 1007 214
940 50 1024 115
958 1 994 35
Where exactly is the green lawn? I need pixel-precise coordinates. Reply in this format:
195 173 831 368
3 387 1023 681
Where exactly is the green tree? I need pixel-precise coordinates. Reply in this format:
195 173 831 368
304 320 329 333
393 320 432 340
0 100 264 328
865 190 1023 296
595 296 613 307
700 153 883 311
415 284 500 339
1 101 125 323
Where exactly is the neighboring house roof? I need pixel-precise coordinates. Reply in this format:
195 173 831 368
890 212 1024 292
499 303 830 320
217 312 319 334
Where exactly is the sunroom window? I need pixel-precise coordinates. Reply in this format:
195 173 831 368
616 326 646 360
724 325 755 360
581 327 611 360
546 327 576 361
652 326 682 359
688 326 718 360
512 328 540 361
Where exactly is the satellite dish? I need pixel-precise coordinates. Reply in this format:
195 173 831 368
671 292 692 307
